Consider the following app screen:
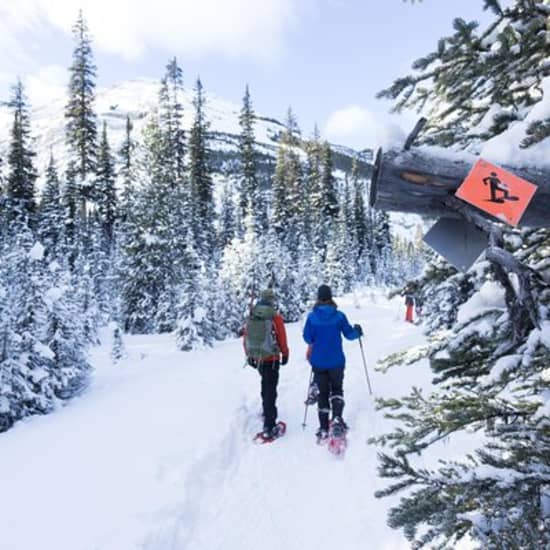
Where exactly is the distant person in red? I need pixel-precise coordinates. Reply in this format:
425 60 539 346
405 294 415 323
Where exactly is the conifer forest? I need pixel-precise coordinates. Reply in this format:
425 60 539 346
0 1 549 549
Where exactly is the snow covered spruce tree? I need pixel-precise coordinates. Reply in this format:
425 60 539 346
61 161 81 268
158 57 186 183
238 85 265 234
119 58 189 333
64 10 98 220
119 115 178 333
177 77 220 348
188 78 215 260
90 121 118 319
218 180 238 248
118 114 136 226
373 1 550 548
304 125 324 247
271 107 302 236
0 231 90 432
38 154 65 258
378 0 549 149
5 79 37 227
317 141 340 260
95 121 117 249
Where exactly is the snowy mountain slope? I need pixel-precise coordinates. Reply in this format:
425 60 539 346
0 291 476 550
0 78 430 241
0 78 373 185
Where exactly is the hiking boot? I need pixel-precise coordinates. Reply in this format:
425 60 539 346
316 428 329 441
331 417 347 438
263 425 279 439
332 416 348 430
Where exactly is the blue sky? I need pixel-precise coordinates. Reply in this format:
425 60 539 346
0 0 494 149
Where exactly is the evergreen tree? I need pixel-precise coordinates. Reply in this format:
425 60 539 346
6 79 37 225
95 121 117 247
65 9 98 215
0 152 4 192
373 1 550 546
61 162 80 268
320 141 339 219
377 0 550 148
111 325 127 363
372 210 393 282
118 114 135 224
0 232 90 432
351 158 369 269
324 201 353 295
271 108 304 239
271 144 288 234
188 78 215 258
238 85 264 233
218 180 237 248
374 235 550 548
45 260 91 399
219 212 267 335
175 228 204 351
73 251 102 345
38 153 64 257
158 57 185 185
0 155 6 238
317 141 339 259
304 125 323 248
119 114 187 333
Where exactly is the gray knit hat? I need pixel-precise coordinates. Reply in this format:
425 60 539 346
260 288 276 303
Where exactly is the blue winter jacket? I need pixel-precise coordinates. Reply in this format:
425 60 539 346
303 304 361 369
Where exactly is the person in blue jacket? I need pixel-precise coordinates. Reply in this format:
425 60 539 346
303 284 363 440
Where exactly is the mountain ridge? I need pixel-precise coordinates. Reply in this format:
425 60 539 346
0 77 374 185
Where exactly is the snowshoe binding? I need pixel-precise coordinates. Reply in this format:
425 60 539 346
328 417 348 457
253 421 287 444
316 428 329 445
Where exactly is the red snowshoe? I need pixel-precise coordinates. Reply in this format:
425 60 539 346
253 421 287 444
327 418 347 457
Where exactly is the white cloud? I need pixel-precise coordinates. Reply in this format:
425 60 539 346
25 65 66 105
324 105 419 150
0 0 311 62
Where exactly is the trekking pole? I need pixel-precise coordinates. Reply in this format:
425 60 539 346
302 370 314 430
358 337 373 396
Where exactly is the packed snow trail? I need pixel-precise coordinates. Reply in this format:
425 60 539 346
0 290 434 550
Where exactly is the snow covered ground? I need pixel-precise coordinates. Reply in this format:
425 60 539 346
0 290 452 550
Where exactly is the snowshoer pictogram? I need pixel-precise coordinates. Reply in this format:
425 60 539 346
483 172 519 203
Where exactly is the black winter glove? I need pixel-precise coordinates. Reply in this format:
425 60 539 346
247 357 257 368
354 324 363 337
281 354 289 366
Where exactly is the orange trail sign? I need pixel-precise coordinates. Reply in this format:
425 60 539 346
455 159 538 226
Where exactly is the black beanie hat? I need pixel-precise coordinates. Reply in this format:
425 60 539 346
317 284 332 302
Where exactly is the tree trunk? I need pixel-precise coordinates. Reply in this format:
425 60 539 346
369 147 550 228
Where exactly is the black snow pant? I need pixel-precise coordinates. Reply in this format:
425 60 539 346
313 367 344 431
259 360 280 431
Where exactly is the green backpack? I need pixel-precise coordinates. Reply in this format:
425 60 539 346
245 303 280 361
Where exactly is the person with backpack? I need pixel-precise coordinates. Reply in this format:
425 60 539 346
303 284 362 441
244 288 289 440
